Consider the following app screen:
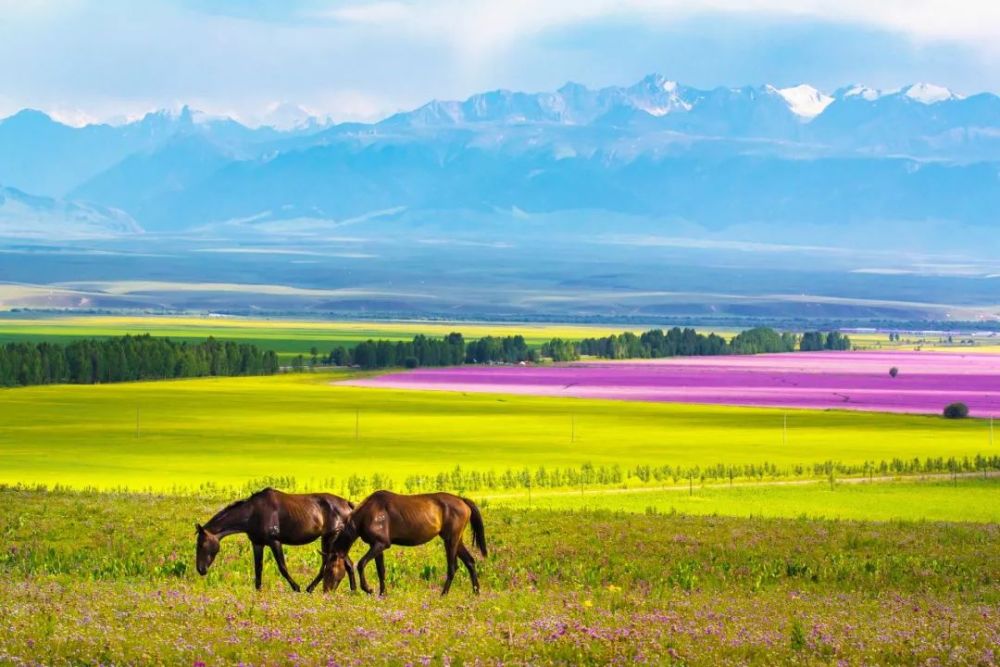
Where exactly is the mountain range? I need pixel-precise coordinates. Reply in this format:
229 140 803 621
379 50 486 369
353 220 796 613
0 74 998 254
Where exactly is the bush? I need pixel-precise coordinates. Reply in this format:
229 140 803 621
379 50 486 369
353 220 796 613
889 367 899 378
943 402 969 419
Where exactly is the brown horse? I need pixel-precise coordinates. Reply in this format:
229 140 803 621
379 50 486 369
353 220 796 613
324 490 487 596
195 487 356 593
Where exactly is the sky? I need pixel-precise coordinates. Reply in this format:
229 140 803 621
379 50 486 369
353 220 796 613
0 0 997 126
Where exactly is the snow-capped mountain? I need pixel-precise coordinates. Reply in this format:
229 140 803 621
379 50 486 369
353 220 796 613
0 74 996 249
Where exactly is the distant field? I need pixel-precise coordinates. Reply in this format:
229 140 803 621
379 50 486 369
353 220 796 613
1 371 996 514
0 315 662 360
348 350 1000 415
1 315 997 359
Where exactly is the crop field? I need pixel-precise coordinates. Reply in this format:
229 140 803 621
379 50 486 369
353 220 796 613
345 350 1000 415
1 370 997 500
1 488 997 665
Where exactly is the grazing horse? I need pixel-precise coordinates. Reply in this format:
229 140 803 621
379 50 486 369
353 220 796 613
324 490 487 596
195 487 356 593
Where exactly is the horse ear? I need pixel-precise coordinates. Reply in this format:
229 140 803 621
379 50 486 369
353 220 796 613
195 523 204 534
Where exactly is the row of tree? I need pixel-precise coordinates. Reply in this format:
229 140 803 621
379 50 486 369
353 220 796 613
326 333 536 370
800 331 851 351
325 326 852 369
572 326 839 360
0 335 279 387
226 453 999 499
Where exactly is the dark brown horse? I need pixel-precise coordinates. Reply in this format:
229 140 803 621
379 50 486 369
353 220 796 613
195 487 356 593
324 490 487 596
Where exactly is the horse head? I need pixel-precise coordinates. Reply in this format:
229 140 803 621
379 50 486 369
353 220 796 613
194 523 221 576
323 553 348 592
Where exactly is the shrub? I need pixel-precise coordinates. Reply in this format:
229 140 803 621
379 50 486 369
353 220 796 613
889 367 899 378
943 402 969 419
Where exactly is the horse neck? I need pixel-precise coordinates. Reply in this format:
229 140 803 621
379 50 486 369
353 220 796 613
206 502 250 539
332 519 359 555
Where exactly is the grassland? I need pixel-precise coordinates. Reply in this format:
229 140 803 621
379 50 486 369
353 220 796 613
1 488 996 665
488 477 1000 522
1 370 997 519
2 319 997 663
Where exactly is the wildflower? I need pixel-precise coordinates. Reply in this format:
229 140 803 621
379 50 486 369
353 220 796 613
607 585 621 593
583 600 594 608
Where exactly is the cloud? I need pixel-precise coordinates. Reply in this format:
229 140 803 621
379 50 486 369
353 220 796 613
0 0 996 123
321 0 1000 60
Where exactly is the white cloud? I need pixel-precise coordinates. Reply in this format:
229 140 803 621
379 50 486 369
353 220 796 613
323 0 1000 60
1 0 997 124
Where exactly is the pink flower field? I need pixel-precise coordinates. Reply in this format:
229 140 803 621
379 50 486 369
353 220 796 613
342 351 1000 415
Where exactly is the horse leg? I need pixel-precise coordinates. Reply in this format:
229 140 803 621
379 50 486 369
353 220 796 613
357 544 387 596
440 537 460 596
457 542 480 594
268 541 300 592
306 535 333 593
357 543 387 596
345 555 357 592
375 552 387 596
253 542 264 591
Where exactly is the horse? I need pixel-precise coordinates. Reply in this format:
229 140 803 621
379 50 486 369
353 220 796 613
195 487 356 593
323 490 487 596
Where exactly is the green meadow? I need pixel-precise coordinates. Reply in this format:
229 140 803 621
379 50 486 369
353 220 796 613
490 478 1000 522
1 488 996 665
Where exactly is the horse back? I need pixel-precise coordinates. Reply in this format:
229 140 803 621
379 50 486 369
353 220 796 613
358 491 471 547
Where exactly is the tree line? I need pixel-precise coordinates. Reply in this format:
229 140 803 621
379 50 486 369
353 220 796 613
0 335 279 387
230 453 999 499
800 331 851 351
569 327 845 360
323 327 852 370
325 334 536 370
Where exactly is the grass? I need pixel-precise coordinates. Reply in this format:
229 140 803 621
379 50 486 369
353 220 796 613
0 488 996 665
0 371 996 518
490 477 1000 522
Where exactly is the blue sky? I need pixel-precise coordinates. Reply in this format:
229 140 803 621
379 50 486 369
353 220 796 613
0 0 996 125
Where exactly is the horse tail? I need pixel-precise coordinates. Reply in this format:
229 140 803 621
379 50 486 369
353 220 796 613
462 497 487 558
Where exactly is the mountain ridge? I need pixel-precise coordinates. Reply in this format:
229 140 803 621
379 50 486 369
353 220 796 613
0 74 997 255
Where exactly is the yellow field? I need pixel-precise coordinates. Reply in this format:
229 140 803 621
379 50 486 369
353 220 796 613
1 370 994 493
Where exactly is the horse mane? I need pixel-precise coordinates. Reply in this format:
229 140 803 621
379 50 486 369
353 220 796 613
206 488 272 529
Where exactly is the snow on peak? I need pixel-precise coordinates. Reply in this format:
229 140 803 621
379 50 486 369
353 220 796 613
774 84 833 119
255 102 329 130
903 83 960 104
629 74 691 116
842 85 882 101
